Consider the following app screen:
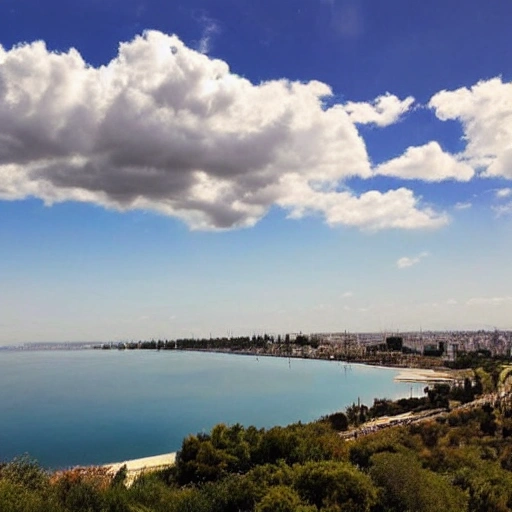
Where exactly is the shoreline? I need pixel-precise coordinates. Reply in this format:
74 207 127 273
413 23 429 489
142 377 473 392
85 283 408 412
393 367 455 383
181 349 457 384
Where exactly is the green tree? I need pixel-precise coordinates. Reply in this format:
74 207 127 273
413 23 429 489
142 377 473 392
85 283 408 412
294 461 377 511
369 451 467 512
0 455 49 491
323 412 348 431
256 485 315 512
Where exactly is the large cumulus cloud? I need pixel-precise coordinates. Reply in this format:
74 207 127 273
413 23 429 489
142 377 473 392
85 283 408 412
0 31 448 230
429 77 512 179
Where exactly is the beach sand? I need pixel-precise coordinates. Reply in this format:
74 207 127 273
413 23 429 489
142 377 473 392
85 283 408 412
394 368 454 383
104 452 177 486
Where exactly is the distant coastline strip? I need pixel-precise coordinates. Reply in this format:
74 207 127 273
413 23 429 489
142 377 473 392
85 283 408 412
394 368 454 383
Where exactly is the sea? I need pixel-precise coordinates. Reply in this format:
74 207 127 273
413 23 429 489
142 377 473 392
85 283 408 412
0 349 424 469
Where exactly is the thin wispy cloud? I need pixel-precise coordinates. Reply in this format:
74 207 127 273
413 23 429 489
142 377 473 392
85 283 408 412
467 296 512 306
329 0 365 39
454 201 472 210
343 305 369 313
396 251 429 269
496 188 512 199
493 202 512 216
196 14 220 54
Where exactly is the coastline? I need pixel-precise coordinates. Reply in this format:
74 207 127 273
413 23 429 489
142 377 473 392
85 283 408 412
183 349 457 383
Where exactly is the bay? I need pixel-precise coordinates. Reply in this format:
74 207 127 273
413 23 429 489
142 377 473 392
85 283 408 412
0 349 424 469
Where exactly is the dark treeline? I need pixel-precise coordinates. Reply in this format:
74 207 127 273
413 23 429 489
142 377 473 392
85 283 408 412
101 333 316 351
176 336 269 351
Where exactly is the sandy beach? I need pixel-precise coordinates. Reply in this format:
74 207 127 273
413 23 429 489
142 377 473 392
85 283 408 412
104 452 177 486
394 368 454 383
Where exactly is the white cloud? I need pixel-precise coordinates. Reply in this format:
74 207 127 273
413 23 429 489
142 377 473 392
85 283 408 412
396 251 429 269
446 299 458 305
344 93 414 127
343 305 369 313
375 141 474 182
496 188 512 198
278 178 448 230
467 296 512 306
454 201 472 210
487 149 512 178
341 291 353 298
396 257 415 268
0 31 447 231
429 77 512 178
493 202 512 217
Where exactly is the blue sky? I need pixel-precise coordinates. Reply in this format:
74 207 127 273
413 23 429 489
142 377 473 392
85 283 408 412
1 0 511 343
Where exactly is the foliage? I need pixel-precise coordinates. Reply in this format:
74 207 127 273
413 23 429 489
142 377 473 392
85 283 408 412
369 451 467 512
0 480 56 512
175 421 344 485
424 383 451 409
345 403 369 426
348 429 402 469
321 411 349 431
367 396 430 418
0 455 49 491
52 467 111 512
255 485 314 512
110 464 127 488
294 461 377 511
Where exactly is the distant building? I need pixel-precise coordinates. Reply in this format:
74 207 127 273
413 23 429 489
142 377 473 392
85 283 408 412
445 343 459 362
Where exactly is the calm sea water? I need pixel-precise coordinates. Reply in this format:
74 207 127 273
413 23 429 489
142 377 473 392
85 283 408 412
0 350 423 469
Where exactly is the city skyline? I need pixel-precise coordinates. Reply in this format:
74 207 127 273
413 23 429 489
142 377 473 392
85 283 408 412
1 0 511 343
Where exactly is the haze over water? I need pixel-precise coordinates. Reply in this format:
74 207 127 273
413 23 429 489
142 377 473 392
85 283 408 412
0 350 423 469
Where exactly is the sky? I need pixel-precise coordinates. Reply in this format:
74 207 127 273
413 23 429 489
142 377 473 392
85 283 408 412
0 0 512 343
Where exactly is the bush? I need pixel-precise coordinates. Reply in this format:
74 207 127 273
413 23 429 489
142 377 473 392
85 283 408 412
256 485 315 512
294 461 377 511
369 451 467 512
0 480 55 512
0 455 49 491
322 412 348 431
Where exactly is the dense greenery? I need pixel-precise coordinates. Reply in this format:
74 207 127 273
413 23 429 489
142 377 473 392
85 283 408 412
322 379 483 431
